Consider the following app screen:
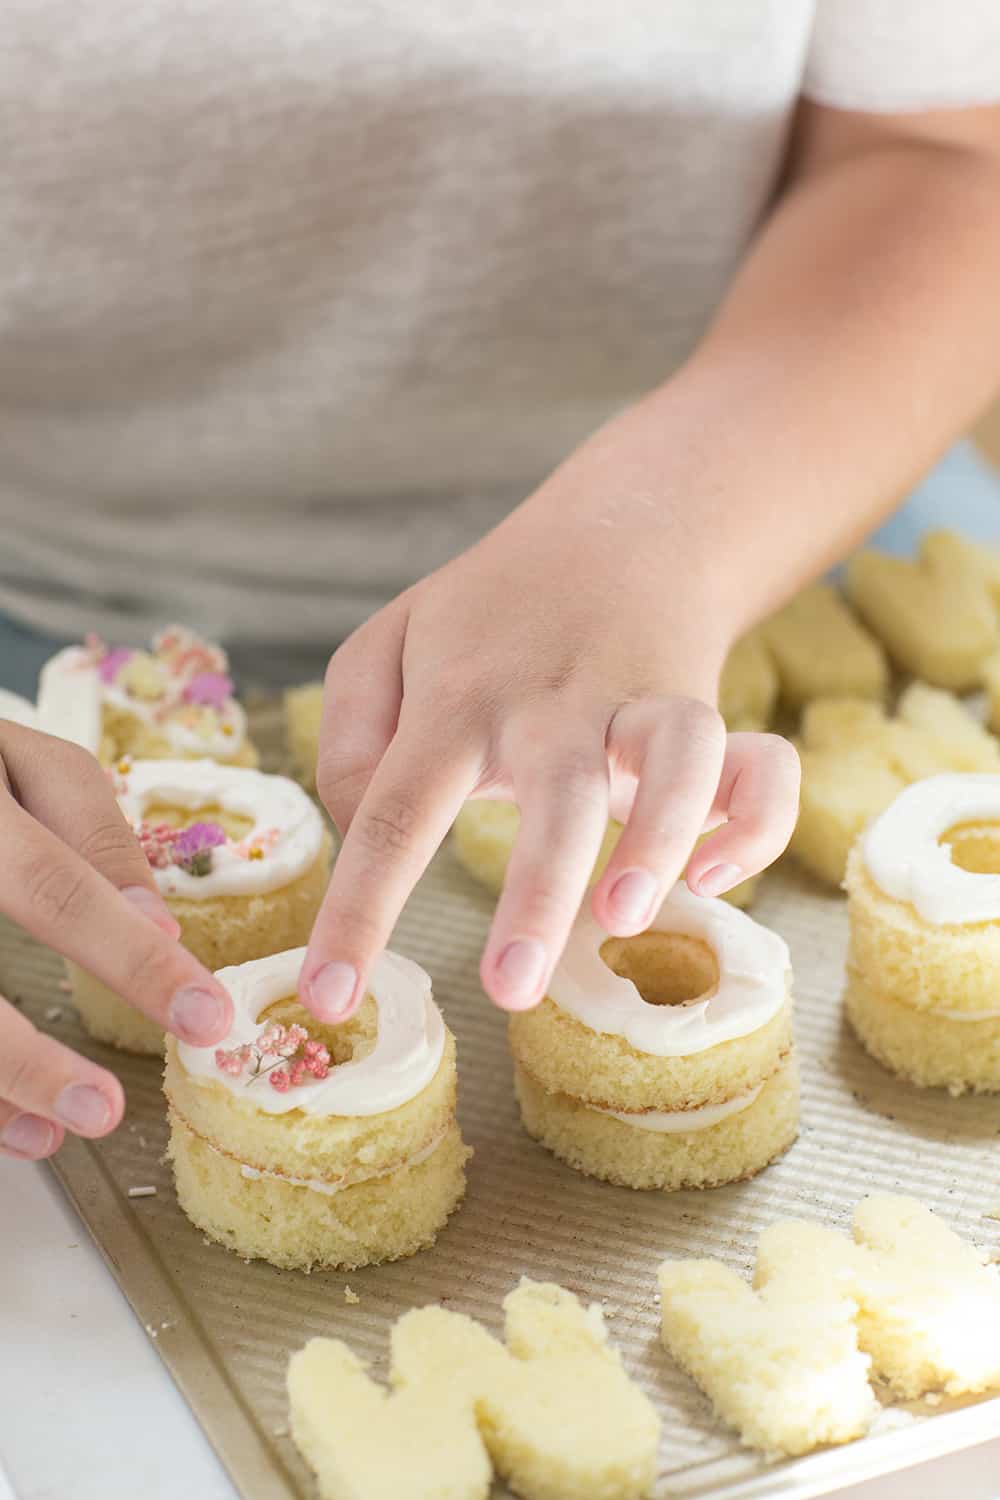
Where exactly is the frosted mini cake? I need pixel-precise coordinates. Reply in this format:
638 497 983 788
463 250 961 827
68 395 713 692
165 947 470 1271
37 625 257 767
69 758 330 1053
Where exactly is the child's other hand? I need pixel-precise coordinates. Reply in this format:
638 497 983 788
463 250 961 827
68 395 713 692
301 430 799 1020
0 723 232 1161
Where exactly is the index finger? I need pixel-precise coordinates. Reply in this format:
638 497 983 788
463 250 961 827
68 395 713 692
1 795 233 1046
300 731 477 1020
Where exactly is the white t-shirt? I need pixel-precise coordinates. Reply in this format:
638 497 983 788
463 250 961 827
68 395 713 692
2 0 999 646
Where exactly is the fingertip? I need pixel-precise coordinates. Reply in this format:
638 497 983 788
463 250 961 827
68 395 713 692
689 861 743 899
481 938 548 1012
167 984 233 1047
121 885 182 940
55 1079 123 1138
299 960 361 1023
592 867 659 937
0 1113 64 1160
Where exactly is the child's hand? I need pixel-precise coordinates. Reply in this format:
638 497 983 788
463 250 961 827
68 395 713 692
301 430 800 1021
0 723 232 1161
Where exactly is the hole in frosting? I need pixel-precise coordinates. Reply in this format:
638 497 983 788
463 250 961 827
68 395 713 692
940 821 1000 876
259 993 379 1069
144 801 254 842
598 932 719 1007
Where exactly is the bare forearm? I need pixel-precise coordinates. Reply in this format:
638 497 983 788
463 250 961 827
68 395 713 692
527 104 1000 649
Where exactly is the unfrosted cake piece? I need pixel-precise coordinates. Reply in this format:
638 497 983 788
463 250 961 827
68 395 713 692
846 531 998 691
165 946 469 1271
452 801 760 909
68 758 331 1053
791 685 1000 887
756 1197 1000 1400
510 884 798 1191
718 630 778 731
983 650 1000 734
287 1279 660 1500
36 625 257 767
758 584 888 708
844 774 1000 1093
284 681 324 792
659 1193 1000 1457
658 1257 875 1457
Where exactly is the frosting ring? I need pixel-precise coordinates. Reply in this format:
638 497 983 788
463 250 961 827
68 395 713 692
117 758 324 899
548 882 789 1058
177 946 446 1116
863 773 1000 926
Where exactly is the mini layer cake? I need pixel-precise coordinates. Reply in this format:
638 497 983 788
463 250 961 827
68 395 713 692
792 683 1000 887
165 947 470 1271
846 529 998 691
284 682 324 792
36 625 257 767
69 759 330 1053
452 802 760 909
510 884 798 1190
845 773 1000 1094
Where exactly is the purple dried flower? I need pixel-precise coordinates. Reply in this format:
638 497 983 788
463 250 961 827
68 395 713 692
182 672 234 708
97 646 135 684
171 821 227 875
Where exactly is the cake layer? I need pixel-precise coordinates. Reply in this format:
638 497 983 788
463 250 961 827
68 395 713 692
845 971 1000 1095
168 1112 470 1271
509 992 793 1113
514 1054 799 1191
845 843 1000 1018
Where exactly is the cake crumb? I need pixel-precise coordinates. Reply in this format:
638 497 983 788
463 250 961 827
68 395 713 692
128 1185 157 1199
44 1005 64 1022
923 1392 942 1406
344 1285 360 1305
57 978 72 993
985 1206 1000 1222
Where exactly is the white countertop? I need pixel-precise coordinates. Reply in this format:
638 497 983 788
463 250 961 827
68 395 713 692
1 1156 998 1500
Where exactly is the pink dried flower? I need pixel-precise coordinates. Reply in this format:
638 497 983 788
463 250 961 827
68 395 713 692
256 1022 287 1056
288 1058 308 1086
308 1058 330 1080
182 672 234 709
137 821 177 870
214 1048 244 1077
302 1039 326 1059
277 1024 308 1059
268 1068 291 1092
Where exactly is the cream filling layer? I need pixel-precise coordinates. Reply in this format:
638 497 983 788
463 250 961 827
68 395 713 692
237 1129 448 1195
549 881 790 1058
863 773 1000 927
588 1080 764 1133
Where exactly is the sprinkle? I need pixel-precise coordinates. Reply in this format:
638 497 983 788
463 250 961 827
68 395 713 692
116 757 132 776
344 1286 360 1305
182 671 234 709
222 724 234 736
44 1006 64 1022
248 845 263 859
128 1186 157 1199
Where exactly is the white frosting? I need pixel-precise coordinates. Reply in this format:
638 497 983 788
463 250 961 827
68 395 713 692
548 882 790 1058
238 1129 447 1194
589 1080 764 1133
36 642 247 759
118 758 323 899
863 774 1000 926
37 648 103 753
0 688 39 731
178 946 445 1117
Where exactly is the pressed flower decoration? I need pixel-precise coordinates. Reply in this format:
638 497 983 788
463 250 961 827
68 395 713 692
215 1022 332 1091
130 817 283 879
82 627 239 742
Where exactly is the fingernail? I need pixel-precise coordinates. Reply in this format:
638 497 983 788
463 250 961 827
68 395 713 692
607 869 658 928
168 985 230 1045
697 863 742 898
122 885 181 939
55 1084 112 1135
495 939 547 1009
305 962 358 1020
2 1113 56 1158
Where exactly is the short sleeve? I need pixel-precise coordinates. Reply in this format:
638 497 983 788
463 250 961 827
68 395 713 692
804 0 1000 112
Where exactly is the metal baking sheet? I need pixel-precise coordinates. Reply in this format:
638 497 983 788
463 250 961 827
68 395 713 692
3 700 1000 1500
